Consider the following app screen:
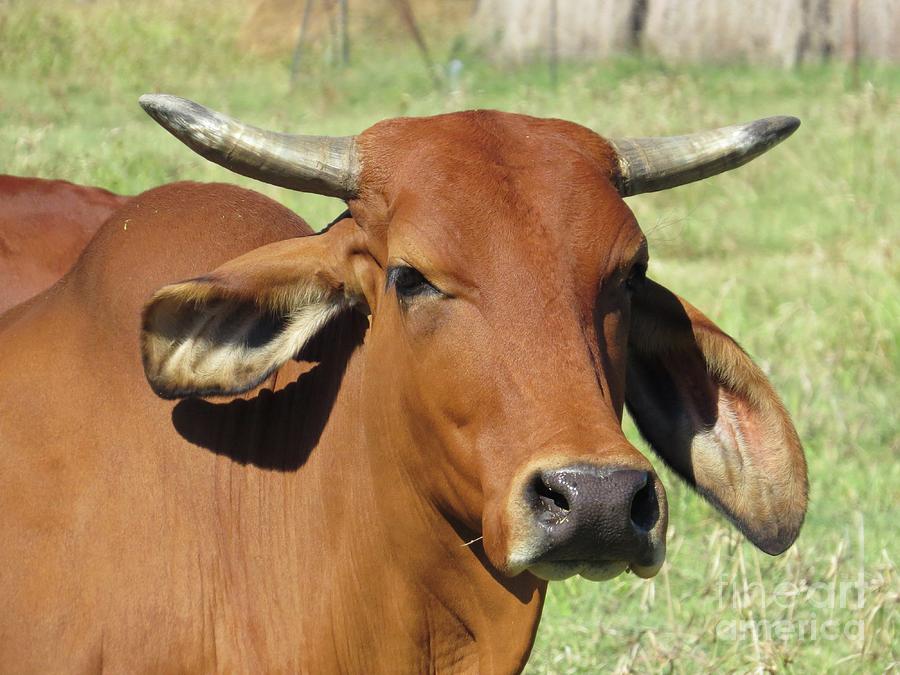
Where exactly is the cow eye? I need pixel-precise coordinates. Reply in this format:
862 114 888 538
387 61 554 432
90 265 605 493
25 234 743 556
387 265 442 302
625 262 647 292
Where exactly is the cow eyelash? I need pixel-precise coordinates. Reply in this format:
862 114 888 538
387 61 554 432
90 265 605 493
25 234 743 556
387 265 442 301
625 262 648 292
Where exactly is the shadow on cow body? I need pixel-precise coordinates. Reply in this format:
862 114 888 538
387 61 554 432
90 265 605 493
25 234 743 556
171 311 366 472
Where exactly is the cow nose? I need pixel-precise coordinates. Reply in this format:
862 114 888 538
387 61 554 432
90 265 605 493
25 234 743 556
528 466 661 564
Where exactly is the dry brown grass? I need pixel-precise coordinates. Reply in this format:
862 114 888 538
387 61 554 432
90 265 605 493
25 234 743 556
238 0 476 56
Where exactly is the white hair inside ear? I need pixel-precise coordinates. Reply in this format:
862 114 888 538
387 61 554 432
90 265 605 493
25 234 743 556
142 282 350 399
140 221 367 400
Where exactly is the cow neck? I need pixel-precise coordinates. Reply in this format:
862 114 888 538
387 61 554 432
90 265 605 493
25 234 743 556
278 312 549 671
197 308 545 671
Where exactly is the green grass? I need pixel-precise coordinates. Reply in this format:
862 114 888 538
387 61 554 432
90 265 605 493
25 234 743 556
2 2 897 672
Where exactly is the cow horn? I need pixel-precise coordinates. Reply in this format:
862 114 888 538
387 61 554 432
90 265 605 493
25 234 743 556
139 94 359 200
607 116 800 197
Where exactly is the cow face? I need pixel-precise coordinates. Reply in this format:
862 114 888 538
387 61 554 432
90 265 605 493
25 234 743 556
140 103 808 583
346 113 669 580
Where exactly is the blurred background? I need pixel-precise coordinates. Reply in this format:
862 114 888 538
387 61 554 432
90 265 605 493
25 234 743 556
1 0 897 671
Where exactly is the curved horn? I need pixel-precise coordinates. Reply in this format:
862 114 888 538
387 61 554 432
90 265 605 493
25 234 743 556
607 116 800 197
139 94 359 200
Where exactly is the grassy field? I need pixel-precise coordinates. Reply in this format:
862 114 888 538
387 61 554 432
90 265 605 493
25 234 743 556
2 1 897 672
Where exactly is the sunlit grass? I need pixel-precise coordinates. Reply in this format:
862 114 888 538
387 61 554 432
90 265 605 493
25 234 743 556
2 1 897 671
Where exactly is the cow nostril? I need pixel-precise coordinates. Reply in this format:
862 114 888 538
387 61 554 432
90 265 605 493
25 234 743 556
533 475 570 518
629 476 659 533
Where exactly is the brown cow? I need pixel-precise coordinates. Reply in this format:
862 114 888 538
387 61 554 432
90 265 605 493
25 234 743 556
0 96 807 672
0 175 129 313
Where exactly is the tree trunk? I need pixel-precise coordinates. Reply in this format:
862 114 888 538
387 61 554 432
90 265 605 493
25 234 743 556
471 0 641 63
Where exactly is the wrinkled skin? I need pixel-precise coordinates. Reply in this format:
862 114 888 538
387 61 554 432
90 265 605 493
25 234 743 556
0 175 129 313
0 111 806 673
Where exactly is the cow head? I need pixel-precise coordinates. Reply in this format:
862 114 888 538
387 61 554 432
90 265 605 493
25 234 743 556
139 96 807 583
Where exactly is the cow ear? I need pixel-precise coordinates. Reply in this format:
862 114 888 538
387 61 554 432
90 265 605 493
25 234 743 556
141 219 367 399
625 278 808 555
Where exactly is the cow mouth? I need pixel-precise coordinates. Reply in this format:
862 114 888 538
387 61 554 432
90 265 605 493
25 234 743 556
503 539 666 580
527 557 664 582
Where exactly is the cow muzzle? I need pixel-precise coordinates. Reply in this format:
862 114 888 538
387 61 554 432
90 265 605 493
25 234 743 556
505 465 668 581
